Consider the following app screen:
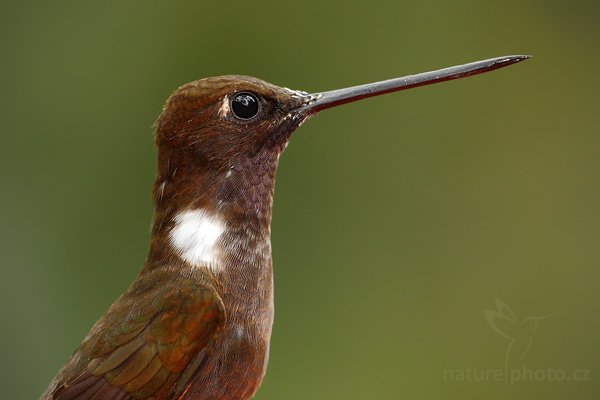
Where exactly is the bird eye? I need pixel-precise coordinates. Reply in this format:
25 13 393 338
231 92 259 120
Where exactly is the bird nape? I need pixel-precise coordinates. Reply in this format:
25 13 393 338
42 55 529 400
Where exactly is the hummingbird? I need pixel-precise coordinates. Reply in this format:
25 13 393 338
485 298 556 371
42 55 529 400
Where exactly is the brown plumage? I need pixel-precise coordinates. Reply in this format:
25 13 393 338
42 76 308 400
41 56 528 400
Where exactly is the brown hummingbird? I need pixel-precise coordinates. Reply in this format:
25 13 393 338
41 55 528 400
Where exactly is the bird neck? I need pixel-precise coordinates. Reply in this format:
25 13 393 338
144 149 281 277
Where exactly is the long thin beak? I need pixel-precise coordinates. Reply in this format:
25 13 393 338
533 312 560 321
301 55 530 115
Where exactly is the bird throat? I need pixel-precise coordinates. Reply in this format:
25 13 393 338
145 145 281 281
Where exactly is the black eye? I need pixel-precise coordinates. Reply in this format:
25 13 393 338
231 92 259 119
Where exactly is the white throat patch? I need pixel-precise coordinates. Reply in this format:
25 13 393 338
169 209 225 270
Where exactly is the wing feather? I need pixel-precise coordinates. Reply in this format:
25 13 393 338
50 269 225 400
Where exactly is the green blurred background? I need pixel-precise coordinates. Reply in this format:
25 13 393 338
1 1 599 399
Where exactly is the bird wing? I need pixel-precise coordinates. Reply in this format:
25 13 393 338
50 269 225 400
484 310 518 340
